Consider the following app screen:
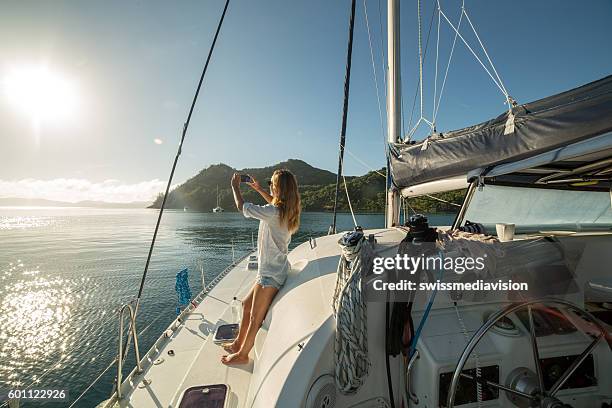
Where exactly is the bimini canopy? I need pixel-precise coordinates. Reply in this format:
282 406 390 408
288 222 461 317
468 130 612 191
390 75 612 194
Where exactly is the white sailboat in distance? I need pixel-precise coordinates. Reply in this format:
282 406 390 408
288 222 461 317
213 185 224 213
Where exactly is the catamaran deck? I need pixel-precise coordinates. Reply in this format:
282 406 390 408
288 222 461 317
109 254 257 407
104 228 406 408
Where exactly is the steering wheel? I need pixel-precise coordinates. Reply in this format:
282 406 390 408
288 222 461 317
447 298 611 408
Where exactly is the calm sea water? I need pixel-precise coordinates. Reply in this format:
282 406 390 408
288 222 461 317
0 208 454 407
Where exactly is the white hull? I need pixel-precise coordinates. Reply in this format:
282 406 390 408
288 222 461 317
100 227 612 407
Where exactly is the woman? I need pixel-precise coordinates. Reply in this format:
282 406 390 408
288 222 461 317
221 169 301 365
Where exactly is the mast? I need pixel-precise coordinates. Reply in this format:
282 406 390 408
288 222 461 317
216 185 220 207
385 0 401 227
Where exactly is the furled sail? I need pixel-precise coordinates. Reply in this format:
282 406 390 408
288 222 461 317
389 75 612 190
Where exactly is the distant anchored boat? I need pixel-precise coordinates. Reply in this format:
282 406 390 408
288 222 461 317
213 185 224 213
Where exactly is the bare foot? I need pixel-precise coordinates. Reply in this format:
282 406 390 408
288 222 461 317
223 341 240 353
221 352 249 365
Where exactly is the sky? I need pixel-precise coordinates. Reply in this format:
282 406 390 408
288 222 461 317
1 0 611 203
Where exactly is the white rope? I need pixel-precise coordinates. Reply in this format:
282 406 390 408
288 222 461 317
332 236 373 393
377 0 387 96
432 6 441 129
343 173 357 227
438 7 509 101
405 0 514 138
340 153 358 227
417 0 425 120
363 0 387 153
424 194 462 207
462 8 510 104
1 306 119 393
404 197 418 215
407 0 437 139
434 0 464 123
368 0 388 214
406 2 437 140
407 116 435 141
345 148 386 178
376 0 389 213
68 357 118 408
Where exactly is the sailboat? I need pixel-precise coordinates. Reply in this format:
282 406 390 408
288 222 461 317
213 185 224 213
88 1 612 407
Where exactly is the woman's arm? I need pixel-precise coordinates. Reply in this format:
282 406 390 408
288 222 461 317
247 176 273 204
231 173 244 211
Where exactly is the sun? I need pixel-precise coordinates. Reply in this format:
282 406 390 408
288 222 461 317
3 66 78 123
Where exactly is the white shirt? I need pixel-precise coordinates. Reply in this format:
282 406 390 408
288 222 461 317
243 202 291 285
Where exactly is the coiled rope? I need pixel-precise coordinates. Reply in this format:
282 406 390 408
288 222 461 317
332 234 374 394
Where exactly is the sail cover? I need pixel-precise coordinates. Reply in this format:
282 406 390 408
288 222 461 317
389 75 612 190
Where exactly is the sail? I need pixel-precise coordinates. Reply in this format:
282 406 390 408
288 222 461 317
389 75 612 190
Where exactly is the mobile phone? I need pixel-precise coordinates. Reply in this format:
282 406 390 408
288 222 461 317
240 175 252 183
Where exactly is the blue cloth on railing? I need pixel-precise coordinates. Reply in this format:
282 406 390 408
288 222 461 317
175 268 192 315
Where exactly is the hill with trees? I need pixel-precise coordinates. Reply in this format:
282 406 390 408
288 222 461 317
149 158 464 213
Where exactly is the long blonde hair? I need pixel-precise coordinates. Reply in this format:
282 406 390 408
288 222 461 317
271 169 301 234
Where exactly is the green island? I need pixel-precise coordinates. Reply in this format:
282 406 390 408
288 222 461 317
149 159 464 213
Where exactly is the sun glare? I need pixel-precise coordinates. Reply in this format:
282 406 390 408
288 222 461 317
3 66 78 123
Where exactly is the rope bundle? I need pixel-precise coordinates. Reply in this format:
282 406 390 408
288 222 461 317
332 235 373 394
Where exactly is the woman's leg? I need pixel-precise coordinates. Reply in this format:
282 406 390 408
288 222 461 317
223 284 255 353
221 283 278 365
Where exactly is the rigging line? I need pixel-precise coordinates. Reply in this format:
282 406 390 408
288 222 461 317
423 194 461 207
341 155 359 227
406 0 436 139
343 178 358 227
376 0 389 217
116 0 232 383
7 348 78 398
0 311 111 408
5 307 123 403
10 294 165 408
331 0 357 235
462 7 511 103
401 77 406 140
398 192 403 223
2 307 118 406
66 306 150 408
377 0 387 103
67 357 118 408
136 310 169 337
432 6 440 128
438 7 508 100
433 0 464 122
135 0 231 306
363 0 387 152
404 197 418 215
417 0 424 120
345 148 386 178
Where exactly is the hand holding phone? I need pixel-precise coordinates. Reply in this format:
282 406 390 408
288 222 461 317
240 174 252 183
